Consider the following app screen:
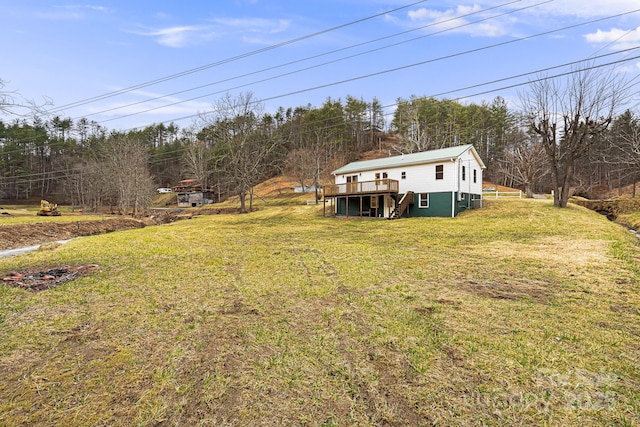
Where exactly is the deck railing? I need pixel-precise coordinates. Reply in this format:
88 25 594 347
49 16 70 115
323 178 399 197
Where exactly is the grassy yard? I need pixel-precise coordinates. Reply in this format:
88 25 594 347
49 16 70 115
0 199 638 426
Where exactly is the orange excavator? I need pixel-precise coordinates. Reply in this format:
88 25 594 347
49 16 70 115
37 200 61 216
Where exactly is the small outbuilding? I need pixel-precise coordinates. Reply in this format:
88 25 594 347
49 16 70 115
174 179 215 208
324 144 486 218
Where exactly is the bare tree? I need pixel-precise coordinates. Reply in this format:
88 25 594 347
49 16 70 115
203 92 276 213
521 64 624 207
65 160 108 212
0 79 14 115
609 110 640 196
99 134 156 215
0 78 51 117
393 97 430 153
182 140 213 188
285 148 316 191
498 130 548 198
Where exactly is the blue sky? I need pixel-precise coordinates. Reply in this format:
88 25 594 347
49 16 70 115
1 0 639 131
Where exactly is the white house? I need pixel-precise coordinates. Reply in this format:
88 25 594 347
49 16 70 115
323 144 486 218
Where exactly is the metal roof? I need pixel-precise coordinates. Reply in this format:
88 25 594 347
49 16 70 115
332 144 485 175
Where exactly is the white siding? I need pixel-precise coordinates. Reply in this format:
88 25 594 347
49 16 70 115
333 147 484 195
396 161 456 193
456 150 484 195
334 161 460 193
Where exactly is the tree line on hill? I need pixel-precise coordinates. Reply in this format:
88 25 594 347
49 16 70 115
1 66 637 213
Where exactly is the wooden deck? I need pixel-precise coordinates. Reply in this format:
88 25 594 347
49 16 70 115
323 179 399 197
322 179 400 218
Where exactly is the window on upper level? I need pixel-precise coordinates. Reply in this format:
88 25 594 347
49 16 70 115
435 164 444 180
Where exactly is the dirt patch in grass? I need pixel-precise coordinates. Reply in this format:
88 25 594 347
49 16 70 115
1 264 99 292
455 279 551 303
0 218 145 251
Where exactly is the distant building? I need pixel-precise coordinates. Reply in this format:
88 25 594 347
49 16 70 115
294 185 321 193
174 179 215 208
173 179 202 193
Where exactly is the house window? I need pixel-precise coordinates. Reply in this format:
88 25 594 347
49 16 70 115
419 193 429 208
401 171 406 179
375 173 380 179
383 172 388 178
473 169 477 183
462 165 466 181
435 164 444 180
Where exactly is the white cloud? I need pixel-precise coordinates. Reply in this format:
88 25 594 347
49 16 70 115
211 17 291 44
80 5 112 13
36 4 113 20
530 0 640 19
401 4 511 37
408 4 482 22
35 10 83 20
130 25 215 48
212 17 290 34
615 61 640 73
584 26 640 50
130 17 291 48
440 0 640 19
396 0 640 38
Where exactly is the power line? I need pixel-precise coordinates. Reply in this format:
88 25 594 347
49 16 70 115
12 5 638 137
428 46 640 99
2 42 638 162
46 0 429 113
81 0 528 120
2 8 639 160
434 53 640 106
102 7 640 130
2 51 639 185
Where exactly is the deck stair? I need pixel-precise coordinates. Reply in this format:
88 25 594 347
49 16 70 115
389 191 414 219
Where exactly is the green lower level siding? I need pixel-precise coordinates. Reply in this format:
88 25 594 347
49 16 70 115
335 192 480 218
408 192 452 217
408 192 480 217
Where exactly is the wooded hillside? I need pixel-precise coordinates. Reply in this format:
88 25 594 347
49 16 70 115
1 91 639 211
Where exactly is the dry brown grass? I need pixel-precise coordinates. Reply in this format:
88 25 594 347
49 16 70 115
0 199 638 426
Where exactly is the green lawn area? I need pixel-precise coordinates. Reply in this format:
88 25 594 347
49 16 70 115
0 199 638 426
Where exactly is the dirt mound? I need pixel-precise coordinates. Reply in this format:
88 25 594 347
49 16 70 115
252 176 299 197
0 218 144 251
592 181 639 199
482 181 522 193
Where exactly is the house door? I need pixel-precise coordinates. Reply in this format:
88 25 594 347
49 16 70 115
346 175 358 193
